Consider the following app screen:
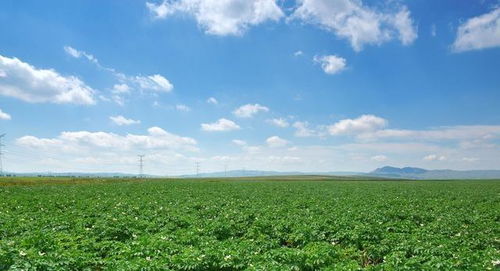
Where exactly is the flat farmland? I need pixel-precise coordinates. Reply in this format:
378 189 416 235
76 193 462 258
0 178 499 270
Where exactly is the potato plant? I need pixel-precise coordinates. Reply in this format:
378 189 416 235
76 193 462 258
0 178 499 270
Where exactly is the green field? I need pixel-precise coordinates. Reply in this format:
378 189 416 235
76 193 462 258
0 177 499 270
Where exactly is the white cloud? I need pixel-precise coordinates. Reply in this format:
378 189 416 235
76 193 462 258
112 95 125 106
64 46 81 58
267 118 289 128
291 0 417 51
423 154 446 161
340 142 442 154
329 115 388 136
266 136 289 148
389 7 418 46
176 104 191 112
233 103 269 118
100 94 126 106
112 84 130 94
64 46 98 63
147 0 284 36
207 97 218 104
314 55 346 74
452 8 500 52
110 115 141 126
0 54 96 105
326 118 500 147
360 125 500 141
11 128 500 174
17 126 198 152
201 118 240 131
146 1 177 18
232 139 247 146
431 24 436 37
294 50 304 56
293 121 316 137
243 145 261 154
371 155 387 162
64 46 174 98
134 74 173 93
0 108 11 120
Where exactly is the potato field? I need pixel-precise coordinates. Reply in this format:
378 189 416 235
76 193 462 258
0 178 499 270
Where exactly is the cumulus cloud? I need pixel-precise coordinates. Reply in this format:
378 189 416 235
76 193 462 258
360 125 500 141
452 8 500 52
329 115 388 136
17 127 198 152
147 0 284 36
133 74 173 93
207 97 218 104
232 139 247 146
233 103 269 118
12 127 499 174
0 108 11 120
266 136 289 147
314 55 346 74
293 121 316 137
0 54 96 105
111 84 130 94
389 7 418 45
201 118 240 131
176 104 191 112
267 118 289 127
110 115 141 126
146 1 177 18
291 0 417 51
423 154 446 161
325 115 500 145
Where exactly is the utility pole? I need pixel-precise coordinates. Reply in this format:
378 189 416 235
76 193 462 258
224 163 228 177
195 162 200 177
138 154 145 178
0 134 5 176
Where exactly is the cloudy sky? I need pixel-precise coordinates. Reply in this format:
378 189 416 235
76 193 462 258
0 0 499 175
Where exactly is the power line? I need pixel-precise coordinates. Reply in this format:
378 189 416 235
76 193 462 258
0 133 5 176
195 162 200 177
138 154 145 178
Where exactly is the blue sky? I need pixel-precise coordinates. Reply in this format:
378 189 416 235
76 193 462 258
0 0 499 175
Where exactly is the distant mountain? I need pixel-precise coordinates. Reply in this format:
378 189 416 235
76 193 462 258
180 170 362 178
371 166 427 175
369 166 500 179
